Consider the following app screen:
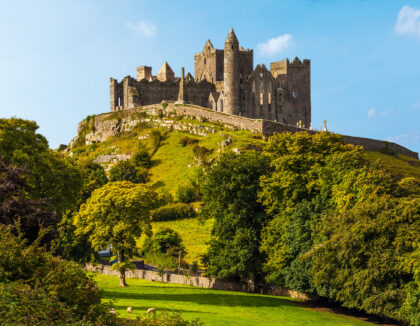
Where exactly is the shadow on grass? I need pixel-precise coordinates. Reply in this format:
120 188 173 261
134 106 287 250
104 290 297 308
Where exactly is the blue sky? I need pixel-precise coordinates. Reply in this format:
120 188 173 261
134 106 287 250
1 0 419 153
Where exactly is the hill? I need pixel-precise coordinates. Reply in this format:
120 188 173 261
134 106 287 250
68 104 420 266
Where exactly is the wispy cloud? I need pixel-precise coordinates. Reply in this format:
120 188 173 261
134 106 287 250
387 131 420 147
367 108 376 117
395 5 420 37
126 21 157 37
367 108 390 118
257 34 292 56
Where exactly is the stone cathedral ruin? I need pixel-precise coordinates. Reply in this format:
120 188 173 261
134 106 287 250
106 29 418 159
110 28 310 128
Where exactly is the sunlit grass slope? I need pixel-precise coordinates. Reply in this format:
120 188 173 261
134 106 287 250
137 217 214 266
95 273 376 326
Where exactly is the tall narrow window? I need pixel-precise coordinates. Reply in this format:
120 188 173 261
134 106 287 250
268 92 271 112
260 92 263 111
204 58 206 65
118 97 121 108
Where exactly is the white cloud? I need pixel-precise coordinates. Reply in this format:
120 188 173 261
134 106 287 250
257 34 292 56
367 108 376 117
395 5 420 37
126 21 157 37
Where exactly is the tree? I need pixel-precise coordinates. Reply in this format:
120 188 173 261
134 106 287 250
109 160 148 184
142 228 186 271
0 225 113 325
57 161 108 262
259 132 358 291
0 118 82 216
201 151 271 283
74 181 158 286
0 158 57 245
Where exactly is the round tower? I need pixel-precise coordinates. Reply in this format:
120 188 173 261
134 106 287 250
223 28 240 115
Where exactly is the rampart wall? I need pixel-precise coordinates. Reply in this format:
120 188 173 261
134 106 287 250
76 103 418 159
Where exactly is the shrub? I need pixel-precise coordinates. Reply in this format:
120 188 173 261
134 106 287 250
142 228 187 271
150 130 163 154
133 148 152 168
151 203 196 221
0 225 115 324
58 144 68 151
192 145 211 164
109 160 148 183
161 102 168 109
121 312 202 326
179 136 199 147
176 183 199 203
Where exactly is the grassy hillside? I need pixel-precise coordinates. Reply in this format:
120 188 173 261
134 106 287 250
69 113 419 269
137 217 214 266
95 273 376 326
364 150 420 179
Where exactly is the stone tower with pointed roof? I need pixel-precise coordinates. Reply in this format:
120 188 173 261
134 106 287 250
223 28 240 115
110 29 311 128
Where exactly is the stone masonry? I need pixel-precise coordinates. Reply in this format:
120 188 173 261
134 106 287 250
110 28 310 128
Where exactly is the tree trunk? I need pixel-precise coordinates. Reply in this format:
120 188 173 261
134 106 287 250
117 249 127 287
119 273 127 287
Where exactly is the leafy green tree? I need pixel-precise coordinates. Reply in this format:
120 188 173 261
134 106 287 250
0 225 114 324
57 162 108 262
259 132 358 291
74 181 158 286
109 160 149 183
201 151 271 282
142 228 186 271
0 158 57 245
0 118 82 215
259 132 419 324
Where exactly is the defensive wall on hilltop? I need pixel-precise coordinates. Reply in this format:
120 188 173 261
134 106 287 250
78 102 418 159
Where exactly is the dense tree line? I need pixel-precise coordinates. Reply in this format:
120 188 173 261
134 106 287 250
1 117 418 324
201 132 419 325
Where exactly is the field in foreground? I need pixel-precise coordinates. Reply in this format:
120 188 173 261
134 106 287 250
95 274 376 326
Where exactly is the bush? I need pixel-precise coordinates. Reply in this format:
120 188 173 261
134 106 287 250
0 225 115 324
109 160 148 183
192 145 211 164
133 148 152 168
121 312 202 326
178 136 199 147
151 203 196 221
150 130 163 153
142 228 187 271
176 183 200 203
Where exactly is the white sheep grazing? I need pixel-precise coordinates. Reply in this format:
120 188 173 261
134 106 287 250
127 307 132 314
109 308 116 314
146 308 156 314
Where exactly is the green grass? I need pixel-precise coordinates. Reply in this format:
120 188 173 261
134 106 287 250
137 217 214 266
95 273 375 326
364 151 420 180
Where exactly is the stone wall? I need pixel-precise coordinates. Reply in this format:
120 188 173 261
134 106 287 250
85 263 314 300
74 103 418 159
85 263 252 292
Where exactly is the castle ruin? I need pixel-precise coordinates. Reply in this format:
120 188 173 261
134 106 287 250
110 29 311 128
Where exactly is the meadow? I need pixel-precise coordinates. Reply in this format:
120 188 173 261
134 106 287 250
95 274 377 326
